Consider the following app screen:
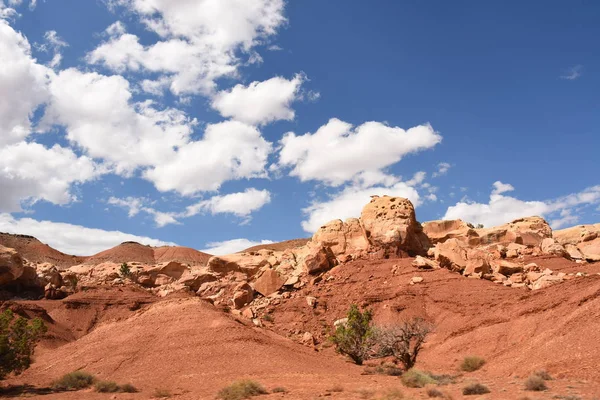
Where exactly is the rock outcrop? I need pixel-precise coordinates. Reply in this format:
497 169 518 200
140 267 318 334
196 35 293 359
554 224 600 262
0 245 24 285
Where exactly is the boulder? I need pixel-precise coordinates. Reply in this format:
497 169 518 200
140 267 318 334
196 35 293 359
531 274 564 290
252 269 285 296
476 217 552 247
433 238 468 272
149 261 187 280
154 274 173 286
412 256 440 270
208 254 270 277
0 245 24 285
463 258 491 277
232 282 254 309
177 269 218 291
540 238 569 258
492 260 523 276
360 196 429 256
554 224 600 262
298 244 333 275
422 219 477 245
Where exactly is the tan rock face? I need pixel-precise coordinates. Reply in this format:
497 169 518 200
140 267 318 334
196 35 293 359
422 219 477 245
475 217 552 247
554 223 600 261
433 239 468 272
540 238 569 258
312 218 369 257
299 244 333 275
0 245 24 285
207 254 270 277
253 269 285 296
232 282 254 309
360 196 429 256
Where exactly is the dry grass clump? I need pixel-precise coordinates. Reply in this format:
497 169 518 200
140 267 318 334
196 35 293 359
327 384 344 392
377 389 405 400
271 386 287 393
120 383 138 393
462 383 490 395
217 380 268 400
524 375 548 391
51 371 95 391
460 356 486 372
401 369 437 388
94 381 120 393
153 388 172 398
532 369 552 380
427 387 445 398
364 364 403 376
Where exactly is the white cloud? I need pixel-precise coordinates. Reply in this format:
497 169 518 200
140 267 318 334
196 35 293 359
201 238 274 255
0 19 50 146
43 68 196 175
561 65 583 80
108 189 271 227
89 0 287 95
0 142 101 212
277 118 441 186
0 213 175 255
185 188 271 218
143 120 272 195
301 181 421 233
211 74 304 125
38 30 68 68
432 162 451 178
443 182 600 228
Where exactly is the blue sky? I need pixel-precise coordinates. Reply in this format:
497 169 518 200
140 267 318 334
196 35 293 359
0 0 598 255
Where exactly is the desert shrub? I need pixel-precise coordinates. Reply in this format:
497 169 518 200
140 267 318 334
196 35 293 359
376 318 433 370
330 305 376 365
153 388 172 398
271 386 287 393
378 389 405 400
533 369 552 380
428 373 456 386
262 314 274 323
0 309 47 380
460 356 486 372
524 375 548 391
52 371 95 390
94 380 120 393
356 388 375 399
427 387 445 398
462 383 490 395
120 383 138 393
119 263 131 278
401 369 437 388
217 380 268 400
364 364 403 376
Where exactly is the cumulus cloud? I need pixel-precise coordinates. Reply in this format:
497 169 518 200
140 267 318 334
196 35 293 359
143 120 272 195
185 188 271 218
88 0 286 95
277 118 441 186
108 189 271 227
0 213 175 255
201 238 274 255
443 181 600 228
211 74 304 125
432 162 451 178
0 19 50 146
301 181 421 233
0 142 102 212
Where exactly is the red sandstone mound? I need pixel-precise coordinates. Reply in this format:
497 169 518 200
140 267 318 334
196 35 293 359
241 238 310 253
84 242 211 266
0 233 84 268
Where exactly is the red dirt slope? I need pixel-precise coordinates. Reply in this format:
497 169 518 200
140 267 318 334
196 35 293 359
242 238 310 253
84 242 211 266
0 233 84 267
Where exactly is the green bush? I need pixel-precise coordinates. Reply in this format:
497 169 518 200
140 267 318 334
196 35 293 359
0 309 47 380
94 381 120 393
462 383 490 395
524 375 548 391
400 369 437 388
52 371 95 390
217 380 268 400
460 356 486 372
330 304 376 365
119 263 131 278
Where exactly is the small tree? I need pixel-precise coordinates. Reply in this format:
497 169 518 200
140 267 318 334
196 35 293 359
330 304 376 365
119 263 131 278
0 309 47 380
376 317 433 371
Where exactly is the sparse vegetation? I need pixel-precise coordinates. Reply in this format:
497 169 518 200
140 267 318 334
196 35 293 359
262 313 274 323
52 371 95 391
427 387 445 398
533 369 552 380
119 262 131 278
462 383 490 395
400 369 437 388
0 309 47 380
460 356 486 372
153 388 172 398
271 386 287 393
364 364 403 376
327 384 344 392
217 380 268 400
330 304 376 365
378 389 405 400
525 375 548 391
94 380 120 393
376 317 433 371
120 383 138 393
356 388 375 399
